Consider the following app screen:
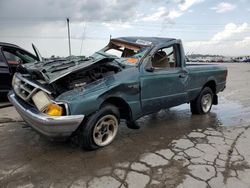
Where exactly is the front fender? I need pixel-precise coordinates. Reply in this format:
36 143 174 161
67 93 102 116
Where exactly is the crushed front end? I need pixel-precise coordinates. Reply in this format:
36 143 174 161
9 72 84 138
8 55 122 138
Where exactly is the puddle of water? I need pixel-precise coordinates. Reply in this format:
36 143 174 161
213 101 250 127
172 97 250 127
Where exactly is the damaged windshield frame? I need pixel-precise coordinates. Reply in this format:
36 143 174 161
95 39 152 66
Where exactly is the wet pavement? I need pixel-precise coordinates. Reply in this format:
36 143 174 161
0 63 250 188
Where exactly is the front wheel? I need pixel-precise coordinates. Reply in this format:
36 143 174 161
80 104 120 150
190 87 213 114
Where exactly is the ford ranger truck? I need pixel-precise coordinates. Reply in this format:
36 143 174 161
9 37 227 150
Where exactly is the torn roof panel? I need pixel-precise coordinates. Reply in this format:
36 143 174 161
113 37 176 47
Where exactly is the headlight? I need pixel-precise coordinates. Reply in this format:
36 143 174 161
12 74 21 93
32 90 66 116
32 90 51 112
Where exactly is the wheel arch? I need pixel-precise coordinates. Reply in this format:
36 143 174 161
100 97 133 121
203 80 218 105
203 80 216 94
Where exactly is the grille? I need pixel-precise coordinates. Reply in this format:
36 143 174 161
13 74 51 101
14 80 38 101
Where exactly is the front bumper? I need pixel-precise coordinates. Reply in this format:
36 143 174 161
8 92 84 138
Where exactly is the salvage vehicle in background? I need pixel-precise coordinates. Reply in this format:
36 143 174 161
9 37 227 150
0 42 41 99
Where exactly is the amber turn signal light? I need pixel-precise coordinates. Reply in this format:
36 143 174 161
46 103 63 116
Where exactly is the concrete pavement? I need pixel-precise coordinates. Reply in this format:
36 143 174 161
0 63 250 188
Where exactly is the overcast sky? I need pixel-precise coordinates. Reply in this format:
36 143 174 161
0 0 250 57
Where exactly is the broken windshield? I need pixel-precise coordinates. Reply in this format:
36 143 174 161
97 39 150 66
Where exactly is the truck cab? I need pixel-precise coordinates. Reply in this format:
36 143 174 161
139 39 188 114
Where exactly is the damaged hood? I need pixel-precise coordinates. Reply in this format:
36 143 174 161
20 53 116 84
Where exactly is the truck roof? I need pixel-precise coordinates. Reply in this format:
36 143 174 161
114 37 176 46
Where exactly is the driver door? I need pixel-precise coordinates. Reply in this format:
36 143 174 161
140 44 189 114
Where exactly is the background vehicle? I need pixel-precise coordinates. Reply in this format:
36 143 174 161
9 37 227 150
0 42 40 100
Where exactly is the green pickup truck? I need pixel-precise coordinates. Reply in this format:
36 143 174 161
9 37 227 150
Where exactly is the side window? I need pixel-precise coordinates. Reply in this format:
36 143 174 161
16 50 37 63
152 45 178 69
3 51 22 65
2 48 36 65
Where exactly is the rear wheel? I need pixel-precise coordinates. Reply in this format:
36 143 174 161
80 104 120 150
190 87 213 114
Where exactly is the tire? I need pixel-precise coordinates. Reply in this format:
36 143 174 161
80 104 120 150
190 87 214 115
